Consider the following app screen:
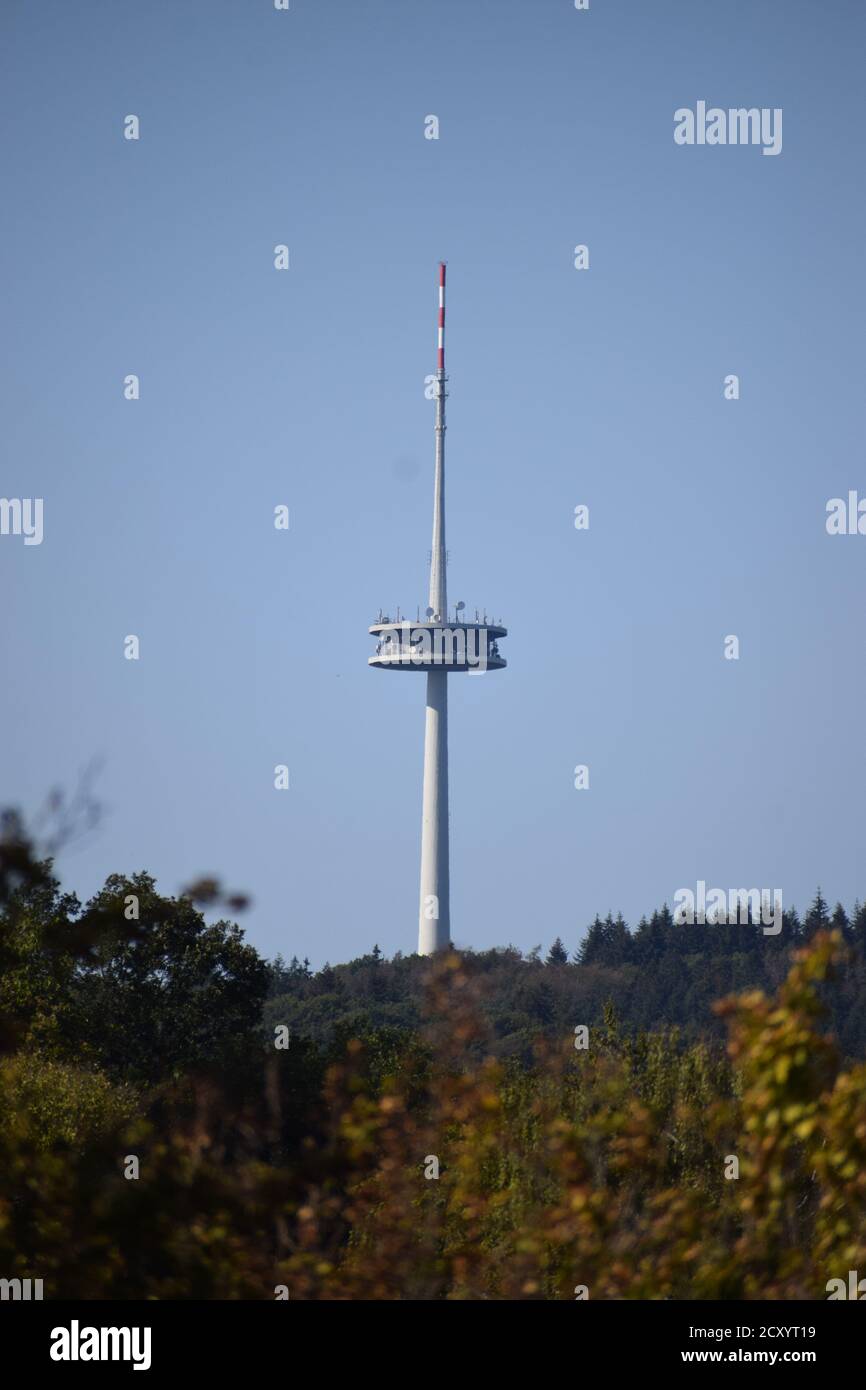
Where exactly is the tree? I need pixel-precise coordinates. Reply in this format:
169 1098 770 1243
62 872 268 1084
0 868 78 1053
633 912 666 964
603 912 632 966
803 889 830 940
577 915 607 965
546 937 569 966
830 902 850 940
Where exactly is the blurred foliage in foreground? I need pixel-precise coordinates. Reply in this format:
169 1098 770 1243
1 810 865 1299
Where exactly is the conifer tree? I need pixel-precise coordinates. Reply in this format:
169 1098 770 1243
545 937 569 966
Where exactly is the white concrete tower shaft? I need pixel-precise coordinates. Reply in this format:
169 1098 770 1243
418 262 450 954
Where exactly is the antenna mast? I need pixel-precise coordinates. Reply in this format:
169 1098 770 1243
428 262 447 622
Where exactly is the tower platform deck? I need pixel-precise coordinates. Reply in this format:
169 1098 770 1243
369 619 507 671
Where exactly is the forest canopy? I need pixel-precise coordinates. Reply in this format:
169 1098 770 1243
2 811 865 1300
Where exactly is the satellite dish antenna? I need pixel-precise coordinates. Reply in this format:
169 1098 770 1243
456 600 465 612
425 606 434 619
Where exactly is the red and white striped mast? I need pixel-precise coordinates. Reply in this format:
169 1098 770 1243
428 262 447 623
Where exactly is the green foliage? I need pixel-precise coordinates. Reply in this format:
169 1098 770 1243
263 902 866 1063
2 867 270 1086
0 1054 139 1150
3 817 866 1299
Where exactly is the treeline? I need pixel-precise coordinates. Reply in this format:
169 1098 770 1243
3 810 866 1299
264 892 866 1062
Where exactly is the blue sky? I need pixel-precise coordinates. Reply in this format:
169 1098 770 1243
2 0 864 965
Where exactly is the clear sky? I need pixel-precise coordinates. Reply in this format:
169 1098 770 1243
2 0 864 966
